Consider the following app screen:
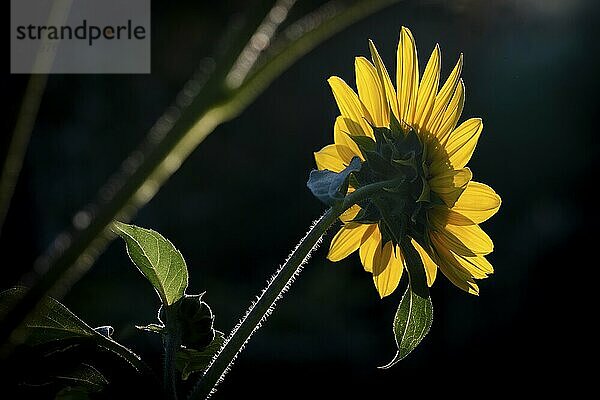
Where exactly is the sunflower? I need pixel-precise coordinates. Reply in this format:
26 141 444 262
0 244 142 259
314 27 501 298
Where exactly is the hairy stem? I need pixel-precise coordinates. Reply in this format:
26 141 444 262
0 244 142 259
187 207 341 400
188 179 397 399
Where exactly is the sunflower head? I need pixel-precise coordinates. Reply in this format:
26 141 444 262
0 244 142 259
349 122 431 245
311 27 501 298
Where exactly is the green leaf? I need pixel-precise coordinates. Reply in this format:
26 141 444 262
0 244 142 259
0 287 148 374
380 283 433 368
307 156 362 205
0 287 97 345
11 341 108 398
176 332 225 380
380 243 433 368
112 221 189 305
53 363 108 394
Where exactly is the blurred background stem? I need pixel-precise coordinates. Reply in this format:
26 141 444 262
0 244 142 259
0 0 401 352
0 0 73 235
0 74 48 235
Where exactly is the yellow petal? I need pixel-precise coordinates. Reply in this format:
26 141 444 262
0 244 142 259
327 223 372 262
396 27 419 127
333 117 364 157
452 181 501 224
429 235 480 295
439 262 479 294
444 118 483 169
446 224 495 255
372 242 404 298
413 44 441 132
328 76 373 136
314 144 356 172
428 168 472 206
359 224 380 272
411 239 437 287
337 144 357 164
314 144 344 172
426 54 463 135
436 79 465 143
430 219 494 256
355 57 388 127
340 204 361 223
431 206 474 226
431 235 490 280
458 254 494 276
368 40 399 122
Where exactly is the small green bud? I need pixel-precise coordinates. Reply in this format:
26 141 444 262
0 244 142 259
176 295 215 350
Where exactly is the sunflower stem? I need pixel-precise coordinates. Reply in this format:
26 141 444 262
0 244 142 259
163 305 182 400
187 178 397 399
399 240 429 297
187 207 342 400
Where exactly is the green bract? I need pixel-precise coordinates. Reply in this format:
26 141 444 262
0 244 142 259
176 332 225 380
349 122 436 247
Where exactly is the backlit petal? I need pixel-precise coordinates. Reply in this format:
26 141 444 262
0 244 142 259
396 27 419 127
436 79 465 143
432 206 475 226
431 235 489 280
372 242 404 298
457 253 494 276
411 239 438 286
340 204 361 223
430 235 480 295
426 54 463 135
355 57 388 127
328 76 373 136
334 117 365 157
368 40 399 122
430 214 494 256
452 181 501 224
359 224 380 272
314 144 355 172
444 118 483 169
429 167 472 206
327 223 372 262
414 44 441 132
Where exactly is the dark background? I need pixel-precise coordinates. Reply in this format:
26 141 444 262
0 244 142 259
2 0 596 397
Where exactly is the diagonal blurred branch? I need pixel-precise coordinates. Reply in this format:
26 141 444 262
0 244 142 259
0 74 48 235
226 0 401 113
0 0 401 352
0 0 73 235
